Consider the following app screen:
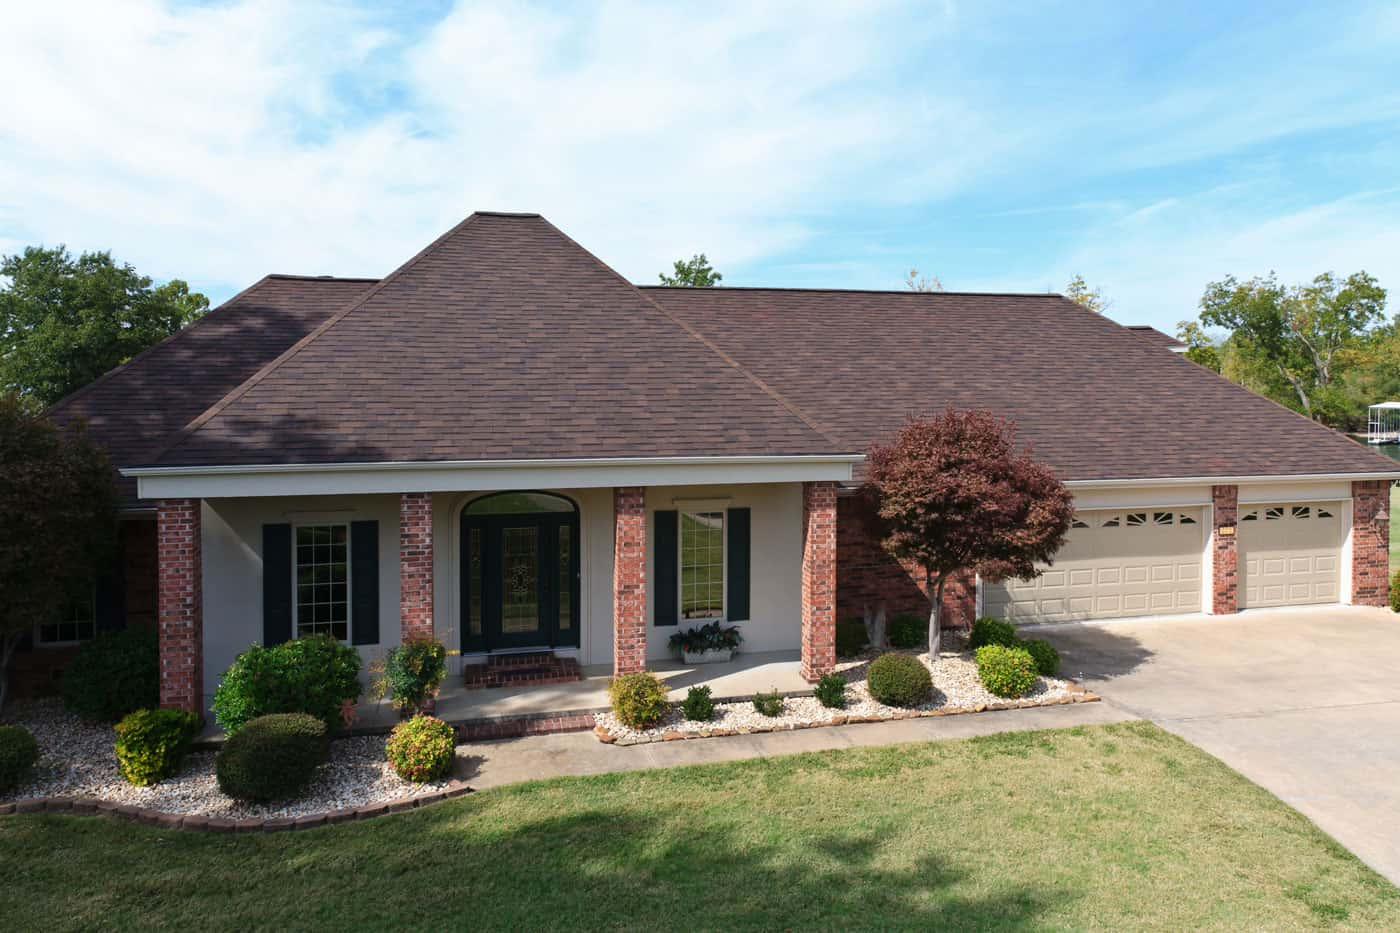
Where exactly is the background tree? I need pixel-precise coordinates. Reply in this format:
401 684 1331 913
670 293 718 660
864 408 1074 656
1196 271 1386 422
904 268 944 292
0 246 209 405
1175 321 1222 372
658 254 722 287
0 394 119 708
1064 275 1109 314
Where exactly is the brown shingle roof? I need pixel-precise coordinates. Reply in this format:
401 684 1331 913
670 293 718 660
643 286 1397 481
153 213 840 466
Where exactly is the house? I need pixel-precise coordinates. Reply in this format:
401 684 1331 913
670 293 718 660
27 211 1396 714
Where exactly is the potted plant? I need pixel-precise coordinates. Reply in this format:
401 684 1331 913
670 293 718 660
669 621 743 664
369 637 448 717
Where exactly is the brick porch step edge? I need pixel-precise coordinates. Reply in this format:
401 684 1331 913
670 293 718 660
0 780 473 832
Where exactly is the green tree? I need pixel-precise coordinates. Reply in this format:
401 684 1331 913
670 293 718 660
0 394 118 708
1197 271 1387 422
1175 321 1222 373
904 268 944 292
0 246 209 405
659 254 722 287
1064 275 1109 314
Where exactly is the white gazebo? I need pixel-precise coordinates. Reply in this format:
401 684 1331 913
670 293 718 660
1366 402 1400 445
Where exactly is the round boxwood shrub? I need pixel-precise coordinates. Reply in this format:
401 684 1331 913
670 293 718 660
0 725 40 794
752 690 784 717
212 635 362 737
607 672 669 730
814 673 847 709
682 685 715 722
887 614 925 649
1021 638 1061 677
969 617 1019 650
835 619 869 658
866 653 932 707
385 715 456 783
63 626 158 722
215 713 329 802
113 708 201 786
975 644 1039 698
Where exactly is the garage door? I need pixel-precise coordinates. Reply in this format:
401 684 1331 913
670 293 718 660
1239 503 1343 608
984 509 1204 622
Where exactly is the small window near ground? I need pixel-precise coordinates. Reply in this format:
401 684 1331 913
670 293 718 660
36 589 96 645
295 524 349 641
680 511 724 621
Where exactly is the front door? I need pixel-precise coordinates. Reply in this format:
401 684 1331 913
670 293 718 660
461 495 580 653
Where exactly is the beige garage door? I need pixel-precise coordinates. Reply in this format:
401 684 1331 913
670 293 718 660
984 509 1205 622
1239 503 1343 608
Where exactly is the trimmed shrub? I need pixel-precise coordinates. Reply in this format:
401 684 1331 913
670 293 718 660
866 653 932 707
0 725 40 794
975 644 1039 698
608 672 669 730
216 713 329 802
1391 568 1400 613
814 673 847 709
752 690 784 717
1022 638 1061 677
969 617 1019 650
376 638 447 713
212 635 362 737
63 626 159 722
385 715 456 783
682 685 715 722
835 619 869 657
887 614 924 649
113 708 201 786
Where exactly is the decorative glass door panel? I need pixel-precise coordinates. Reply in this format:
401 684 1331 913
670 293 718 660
501 526 541 636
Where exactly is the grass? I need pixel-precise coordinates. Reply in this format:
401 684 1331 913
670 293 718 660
2 722 1397 930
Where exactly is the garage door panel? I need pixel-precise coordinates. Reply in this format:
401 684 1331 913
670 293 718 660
1238 501 1343 609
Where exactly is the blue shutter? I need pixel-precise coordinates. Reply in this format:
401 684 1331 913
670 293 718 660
654 510 678 626
727 508 751 622
350 520 380 646
262 524 293 645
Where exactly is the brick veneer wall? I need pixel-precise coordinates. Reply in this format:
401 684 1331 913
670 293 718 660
801 481 838 682
612 487 647 675
1211 484 1239 614
157 499 202 712
1351 480 1392 607
399 493 434 641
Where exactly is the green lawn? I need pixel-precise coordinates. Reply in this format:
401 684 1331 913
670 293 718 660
2 722 1397 930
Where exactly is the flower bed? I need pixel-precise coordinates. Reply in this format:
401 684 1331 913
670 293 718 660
593 648 1097 746
0 700 462 820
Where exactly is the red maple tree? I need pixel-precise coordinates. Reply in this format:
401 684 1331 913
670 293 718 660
864 407 1074 656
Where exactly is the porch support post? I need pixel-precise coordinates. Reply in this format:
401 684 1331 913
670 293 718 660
612 487 647 675
400 492 434 641
1350 480 1391 607
801 481 837 682
156 498 202 712
1210 484 1239 614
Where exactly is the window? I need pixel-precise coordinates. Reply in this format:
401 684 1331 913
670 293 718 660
1153 511 1173 526
1317 507 1334 519
1126 512 1147 526
1265 507 1284 521
295 525 349 641
1178 513 1197 524
680 511 724 621
1241 510 1258 521
1071 518 1089 529
37 589 95 645
1291 506 1311 520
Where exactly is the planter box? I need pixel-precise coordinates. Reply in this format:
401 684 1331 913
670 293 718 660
682 648 733 665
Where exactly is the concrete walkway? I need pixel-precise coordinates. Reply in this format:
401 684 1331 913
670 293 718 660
456 699 1132 790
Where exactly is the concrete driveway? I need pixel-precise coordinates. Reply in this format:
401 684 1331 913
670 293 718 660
1038 606 1400 884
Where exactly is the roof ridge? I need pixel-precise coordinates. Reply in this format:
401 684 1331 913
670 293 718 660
641 284 1069 299
264 273 381 283
532 217 844 449
153 213 489 463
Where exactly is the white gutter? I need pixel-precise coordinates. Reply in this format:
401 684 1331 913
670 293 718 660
1063 471 1400 488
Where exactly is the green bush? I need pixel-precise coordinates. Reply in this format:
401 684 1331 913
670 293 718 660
752 690 784 717
975 644 1039 698
969 617 1019 649
0 725 40 794
376 638 447 713
215 713 329 802
682 685 715 722
1391 568 1400 613
113 708 201 786
212 635 362 737
835 619 869 657
608 672 669 730
866 653 932 707
385 715 456 783
814 673 847 709
1021 638 1061 677
887 614 924 649
62 627 158 722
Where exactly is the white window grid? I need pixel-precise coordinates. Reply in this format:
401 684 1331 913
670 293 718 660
679 510 726 622
294 524 351 642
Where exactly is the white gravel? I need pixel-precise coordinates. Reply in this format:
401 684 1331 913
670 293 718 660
595 647 1077 744
0 700 458 819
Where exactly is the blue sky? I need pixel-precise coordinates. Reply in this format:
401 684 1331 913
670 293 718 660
2 1 1398 333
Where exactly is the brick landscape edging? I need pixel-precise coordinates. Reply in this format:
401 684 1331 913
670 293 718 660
0 780 473 832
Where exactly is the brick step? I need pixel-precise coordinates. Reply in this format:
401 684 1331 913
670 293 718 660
463 654 582 690
486 651 560 670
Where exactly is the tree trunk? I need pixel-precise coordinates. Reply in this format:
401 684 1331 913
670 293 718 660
1275 362 1313 418
927 569 945 660
863 603 888 650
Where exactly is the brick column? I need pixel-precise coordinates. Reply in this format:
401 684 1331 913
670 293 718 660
801 481 838 682
1351 480 1392 607
1211 484 1239 614
157 499 202 712
399 493 434 641
612 487 647 675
